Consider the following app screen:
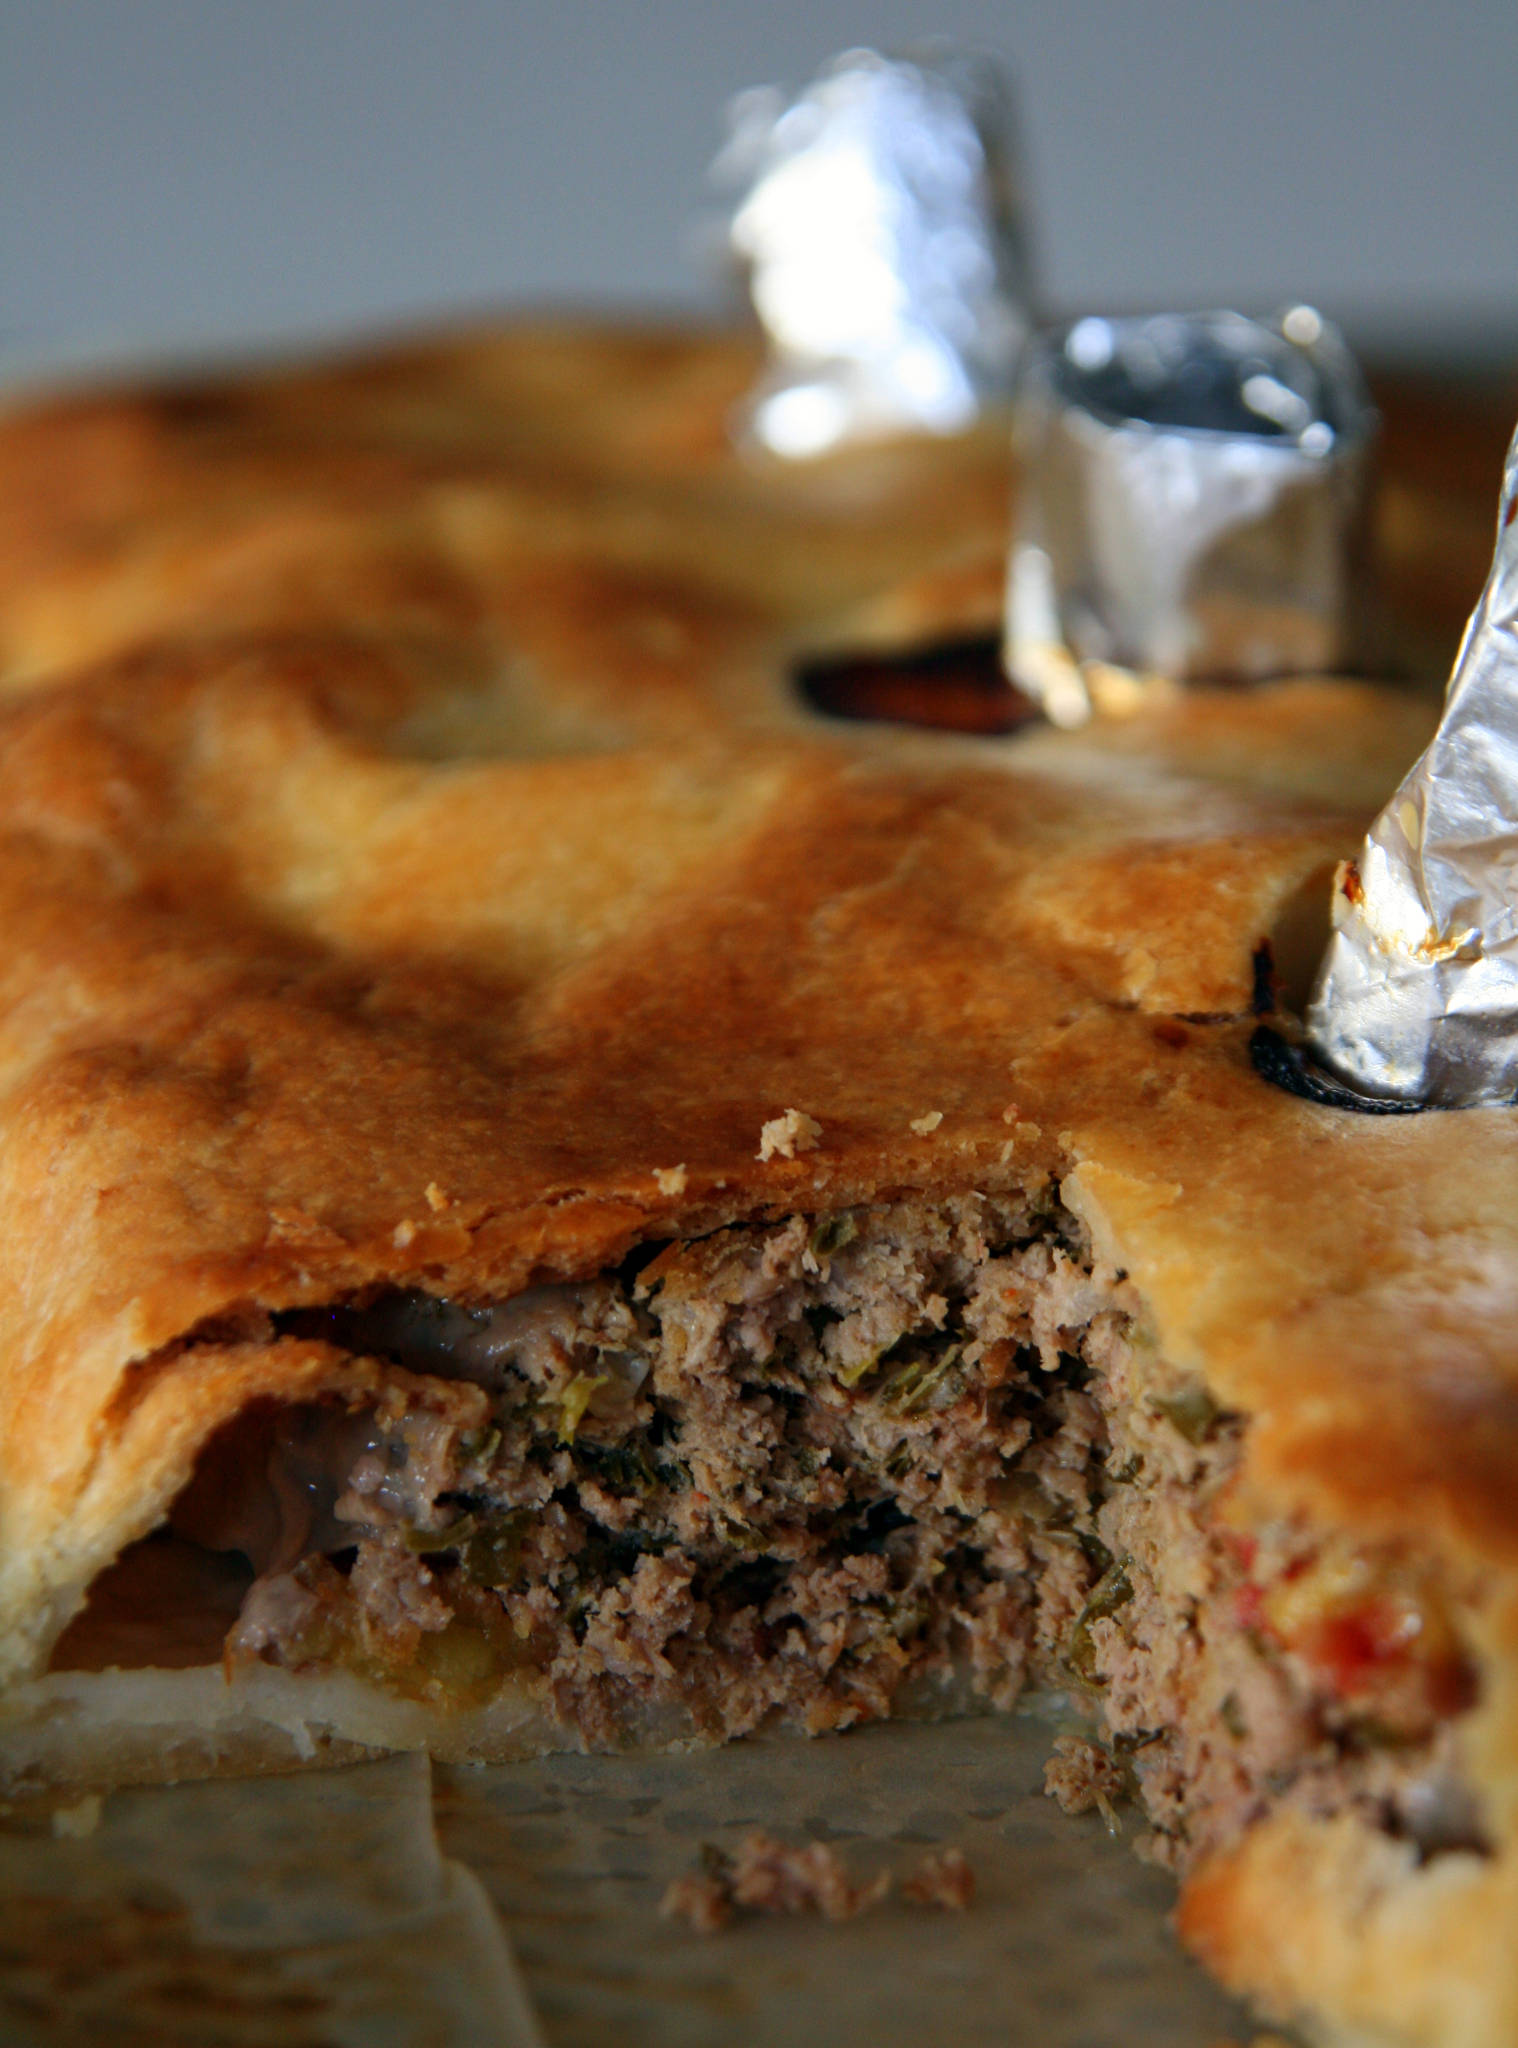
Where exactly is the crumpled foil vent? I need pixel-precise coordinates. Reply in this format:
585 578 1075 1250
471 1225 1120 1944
712 47 1035 458
1307 422 1518 1106
1005 307 1376 725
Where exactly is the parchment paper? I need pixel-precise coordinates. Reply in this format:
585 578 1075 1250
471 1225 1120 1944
0 1753 542 2047
438 1711 1261 2048
0 1711 1271 2046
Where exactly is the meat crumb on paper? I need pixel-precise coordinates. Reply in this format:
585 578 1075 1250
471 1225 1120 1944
1044 1734 1126 1831
660 1869 736 1934
660 1832 890 1931
660 1832 977 1931
902 1847 975 1910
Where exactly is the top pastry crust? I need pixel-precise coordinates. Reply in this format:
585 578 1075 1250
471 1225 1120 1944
0 322 1516 2041
0 321 1508 1641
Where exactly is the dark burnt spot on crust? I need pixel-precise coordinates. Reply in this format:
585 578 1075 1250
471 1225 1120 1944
1152 1020 1190 1050
145 384 254 436
1249 1024 1432 1115
1250 939 1278 1018
796 635 1041 736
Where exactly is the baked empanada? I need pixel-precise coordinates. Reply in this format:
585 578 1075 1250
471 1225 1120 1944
0 325 1513 2046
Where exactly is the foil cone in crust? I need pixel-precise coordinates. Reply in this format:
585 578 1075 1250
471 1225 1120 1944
712 46 1034 458
1306 422 1518 1105
1005 308 1376 726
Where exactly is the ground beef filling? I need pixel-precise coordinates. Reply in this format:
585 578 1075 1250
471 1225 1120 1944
181 1196 1113 1746
101 1192 1482 1873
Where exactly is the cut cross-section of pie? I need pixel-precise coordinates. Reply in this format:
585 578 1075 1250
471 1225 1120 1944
0 325 1514 2047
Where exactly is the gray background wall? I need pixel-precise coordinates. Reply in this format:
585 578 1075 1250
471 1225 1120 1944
3 1 1516 378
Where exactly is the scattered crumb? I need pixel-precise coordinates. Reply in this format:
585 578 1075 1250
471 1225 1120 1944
998 1140 1016 1163
392 1218 417 1249
908 1111 944 1135
1001 1103 1019 1123
757 1110 823 1162
661 1832 891 1932
265 1206 341 1249
660 1869 734 1933
902 1847 975 1911
654 1165 688 1197
424 1181 449 1213
1044 1735 1127 1832
731 1833 891 1921
52 1793 103 1841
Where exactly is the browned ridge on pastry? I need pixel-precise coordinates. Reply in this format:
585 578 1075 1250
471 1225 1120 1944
0 322 1515 2048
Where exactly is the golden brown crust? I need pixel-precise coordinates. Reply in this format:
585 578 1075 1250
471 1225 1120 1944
1178 1805 1518 2047
1 320 1516 2038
